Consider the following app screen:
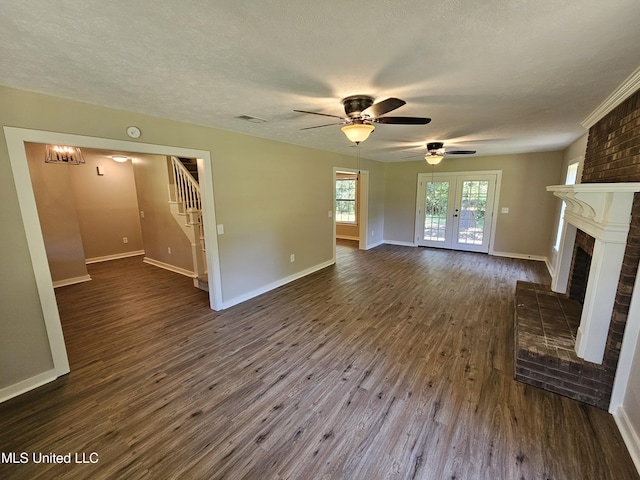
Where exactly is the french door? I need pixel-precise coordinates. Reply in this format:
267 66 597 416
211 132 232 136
415 172 497 253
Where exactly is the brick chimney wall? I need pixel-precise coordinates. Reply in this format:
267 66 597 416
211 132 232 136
581 89 640 378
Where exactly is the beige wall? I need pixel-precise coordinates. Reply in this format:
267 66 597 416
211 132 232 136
0 83 568 397
133 155 193 271
383 151 564 257
26 143 89 284
25 144 146 282
0 85 386 392
72 150 144 261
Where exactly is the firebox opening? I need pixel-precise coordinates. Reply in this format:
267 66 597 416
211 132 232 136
569 246 592 305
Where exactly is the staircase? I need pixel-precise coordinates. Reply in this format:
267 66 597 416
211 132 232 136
168 156 208 292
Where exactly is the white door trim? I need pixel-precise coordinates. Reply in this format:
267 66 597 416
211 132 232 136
415 170 502 253
333 167 369 261
3 127 223 396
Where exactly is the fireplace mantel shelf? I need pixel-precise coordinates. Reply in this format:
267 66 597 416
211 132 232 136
547 183 640 242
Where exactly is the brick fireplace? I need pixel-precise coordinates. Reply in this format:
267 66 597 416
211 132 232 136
515 183 640 409
515 88 640 410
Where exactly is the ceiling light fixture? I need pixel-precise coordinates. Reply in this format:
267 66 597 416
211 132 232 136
111 155 129 163
425 154 443 165
44 145 85 165
341 123 375 144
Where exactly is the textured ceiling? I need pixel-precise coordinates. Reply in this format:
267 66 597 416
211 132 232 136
2 1 640 162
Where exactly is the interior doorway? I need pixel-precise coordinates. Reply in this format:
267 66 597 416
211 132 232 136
4 127 223 397
333 167 369 261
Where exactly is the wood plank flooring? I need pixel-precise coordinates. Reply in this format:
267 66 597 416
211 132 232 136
1 240 638 479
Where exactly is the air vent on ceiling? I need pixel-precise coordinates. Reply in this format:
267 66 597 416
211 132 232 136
236 114 268 124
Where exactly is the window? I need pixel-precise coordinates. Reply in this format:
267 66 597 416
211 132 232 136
554 162 579 250
336 176 357 224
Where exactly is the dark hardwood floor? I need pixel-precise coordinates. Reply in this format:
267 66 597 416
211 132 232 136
1 240 638 479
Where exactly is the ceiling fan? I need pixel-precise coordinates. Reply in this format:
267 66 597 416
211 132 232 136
294 95 431 144
424 142 476 164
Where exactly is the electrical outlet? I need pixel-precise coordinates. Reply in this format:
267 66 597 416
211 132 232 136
140 211 145 218
290 254 295 263
168 247 172 254
122 237 128 244
217 224 224 235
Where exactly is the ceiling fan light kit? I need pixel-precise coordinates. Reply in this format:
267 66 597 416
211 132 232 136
341 123 375 144
422 141 477 164
295 95 431 145
425 154 443 165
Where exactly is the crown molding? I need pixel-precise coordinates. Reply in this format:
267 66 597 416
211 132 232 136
581 66 640 130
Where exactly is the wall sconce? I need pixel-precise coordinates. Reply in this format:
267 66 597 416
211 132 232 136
111 155 129 163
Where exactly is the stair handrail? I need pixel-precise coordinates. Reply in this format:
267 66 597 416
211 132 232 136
170 156 201 211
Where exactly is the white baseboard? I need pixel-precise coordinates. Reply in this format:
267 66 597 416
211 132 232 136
490 251 547 262
86 250 145 264
384 240 417 247
222 259 334 309
52 275 92 288
0 370 60 404
365 239 385 250
614 406 640 475
545 258 555 278
143 257 196 278
336 235 359 241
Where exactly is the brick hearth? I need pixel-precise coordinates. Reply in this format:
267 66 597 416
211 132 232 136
514 281 614 409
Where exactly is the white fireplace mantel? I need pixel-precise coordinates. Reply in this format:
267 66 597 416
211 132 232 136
547 183 640 242
547 183 640 364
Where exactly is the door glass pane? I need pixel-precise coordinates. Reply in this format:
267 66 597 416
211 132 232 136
457 180 489 245
424 181 449 241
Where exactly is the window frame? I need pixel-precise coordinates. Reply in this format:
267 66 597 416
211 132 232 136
335 176 358 225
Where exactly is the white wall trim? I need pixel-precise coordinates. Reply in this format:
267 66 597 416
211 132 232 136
2 126 223 402
222 259 334 309
384 240 418 248
545 257 554 279
614 407 640 476
53 275 92 288
610 260 640 412
4 128 71 380
85 250 145 264
490 251 548 263
143 257 196 278
3 126 222 310
333 167 370 256
0 370 59 404
366 240 385 250
581 66 640 129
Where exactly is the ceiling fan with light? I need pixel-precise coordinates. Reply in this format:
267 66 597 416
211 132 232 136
294 95 431 144
423 142 477 164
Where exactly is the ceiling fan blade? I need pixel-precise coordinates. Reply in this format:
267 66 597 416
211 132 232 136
362 97 406 117
300 122 345 130
447 150 476 154
374 116 432 125
294 109 345 119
